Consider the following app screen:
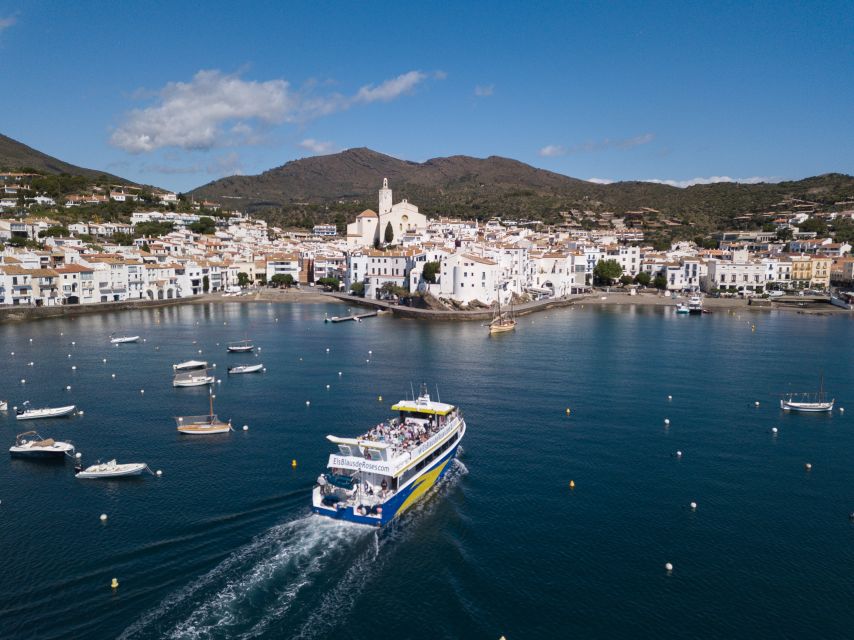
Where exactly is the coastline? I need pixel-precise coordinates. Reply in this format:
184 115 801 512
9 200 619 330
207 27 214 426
0 288 844 324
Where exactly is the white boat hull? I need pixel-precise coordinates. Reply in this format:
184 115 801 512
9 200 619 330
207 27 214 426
228 364 263 374
173 376 215 387
16 405 76 420
780 399 834 412
0 401 7 411
173 360 208 372
111 336 140 344
227 346 254 353
76 462 148 478
10 443 75 459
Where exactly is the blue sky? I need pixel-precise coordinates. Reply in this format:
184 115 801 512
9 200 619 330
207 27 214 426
0 1 852 192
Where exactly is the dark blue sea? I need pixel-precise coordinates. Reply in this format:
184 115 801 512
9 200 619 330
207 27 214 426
1 302 853 639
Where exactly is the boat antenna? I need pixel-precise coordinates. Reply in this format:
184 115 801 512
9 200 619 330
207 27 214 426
435 384 440 403
410 381 415 401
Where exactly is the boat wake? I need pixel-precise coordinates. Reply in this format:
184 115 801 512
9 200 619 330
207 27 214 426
120 459 468 640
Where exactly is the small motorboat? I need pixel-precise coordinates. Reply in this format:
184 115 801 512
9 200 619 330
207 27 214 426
227 364 264 374
176 390 233 435
227 339 254 353
75 459 149 478
173 371 215 387
675 303 689 314
16 402 77 420
173 360 209 372
0 400 7 411
10 431 75 459
110 335 140 344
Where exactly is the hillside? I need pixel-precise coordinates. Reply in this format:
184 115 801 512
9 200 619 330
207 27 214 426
190 148 854 235
0 133 128 182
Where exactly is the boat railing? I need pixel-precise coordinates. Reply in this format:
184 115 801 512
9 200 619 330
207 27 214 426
405 417 461 463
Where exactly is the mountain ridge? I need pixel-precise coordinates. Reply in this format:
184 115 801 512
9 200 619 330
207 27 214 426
0 133 130 183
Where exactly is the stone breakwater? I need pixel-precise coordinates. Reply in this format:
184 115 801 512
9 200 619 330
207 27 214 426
0 296 192 324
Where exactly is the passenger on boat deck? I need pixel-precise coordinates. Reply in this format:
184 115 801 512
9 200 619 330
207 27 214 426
317 474 329 495
380 478 388 497
364 482 373 496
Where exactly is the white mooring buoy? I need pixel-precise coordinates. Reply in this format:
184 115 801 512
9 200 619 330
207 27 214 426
690 501 697 510
306 401 311 406
156 470 163 477
100 514 108 522
676 450 683 458
664 418 670 425
665 562 673 572
772 427 778 434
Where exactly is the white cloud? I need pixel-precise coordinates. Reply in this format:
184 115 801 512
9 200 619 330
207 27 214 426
207 152 243 176
0 15 16 31
587 177 614 184
474 84 494 97
538 144 567 157
298 139 337 155
112 68 439 153
644 176 778 188
353 71 427 104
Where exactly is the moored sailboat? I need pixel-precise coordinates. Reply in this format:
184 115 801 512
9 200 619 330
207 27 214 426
175 390 233 434
781 375 835 412
488 286 516 334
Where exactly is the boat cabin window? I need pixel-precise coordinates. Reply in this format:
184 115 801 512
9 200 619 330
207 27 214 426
337 444 358 457
363 447 387 461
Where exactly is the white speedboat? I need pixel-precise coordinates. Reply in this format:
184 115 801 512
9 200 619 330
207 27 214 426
675 303 689 314
173 360 208 372
16 403 77 420
227 339 254 353
173 371 215 387
687 296 704 315
9 431 75 459
780 375 834 413
312 385 466 526
75 459 149 478
110 335 140 344
227 364 263 374
0 400 7 411
175 390 232 434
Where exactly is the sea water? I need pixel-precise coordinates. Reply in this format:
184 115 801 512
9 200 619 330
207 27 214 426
0 303 853 639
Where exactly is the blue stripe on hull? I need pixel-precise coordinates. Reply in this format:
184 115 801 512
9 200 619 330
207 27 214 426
312 441 460 526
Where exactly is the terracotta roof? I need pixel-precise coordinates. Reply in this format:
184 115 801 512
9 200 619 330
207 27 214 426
356 209 378 218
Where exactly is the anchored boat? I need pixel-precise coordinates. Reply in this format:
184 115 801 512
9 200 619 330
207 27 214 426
110 335 140 344
227 339 254 353
312 386 466 526
781 375 835 412
175 390 233 434
173 360 208 372
75 459 149 478
227 364 263 374
0 400 7 411
173 370 215 387
15 402 77 420
488 287 516 334
9 431 75 459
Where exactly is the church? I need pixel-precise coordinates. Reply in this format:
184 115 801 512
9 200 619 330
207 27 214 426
346 178 427 248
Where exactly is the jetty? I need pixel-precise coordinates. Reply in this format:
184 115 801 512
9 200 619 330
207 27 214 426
324 311 379 323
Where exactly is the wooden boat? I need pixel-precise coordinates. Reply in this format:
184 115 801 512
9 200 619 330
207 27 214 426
16 403 77 420
110 335 140 344
227 364 264 374
780 375 834 412
175 390 232 435
173 370 215 387
227 339 254 353
488 289 516 334
173 360 208 372
75 459 149 478
9 431 75 459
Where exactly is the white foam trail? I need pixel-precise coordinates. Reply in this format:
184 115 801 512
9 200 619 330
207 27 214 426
119 515 366 640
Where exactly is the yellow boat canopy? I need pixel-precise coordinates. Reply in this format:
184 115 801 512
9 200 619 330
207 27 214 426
391 399 455 416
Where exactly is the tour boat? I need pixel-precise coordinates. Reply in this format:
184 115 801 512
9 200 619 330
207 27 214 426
9 431 75 459
312 386 466 526
227 339 254 353
75 459 149 478
110 335 140 344
175 390 232 434
173 360 208 372
780 375 834 412
488 291 516 334
16 403 77 420
172 370 215 387
227 364 263 374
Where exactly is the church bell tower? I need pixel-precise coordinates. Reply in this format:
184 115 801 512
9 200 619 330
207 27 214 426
378 177 392 216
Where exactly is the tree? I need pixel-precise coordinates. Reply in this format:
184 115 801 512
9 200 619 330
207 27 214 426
350 281 365 296
384 221 394 244
134 221 174 237
271 273 295 288
593 259 623 285
776 227 793 242
237 272 250 287
317 277 340 290
619 275 633 286
798 217 827 235
422 261 440 283
635 271 651 287
141 242 150 253
653 274 668 290
38 225 69 238
257 274 267 286
189 217 216 234
111 232 135 246
202 275 210 293
833 218 854 244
